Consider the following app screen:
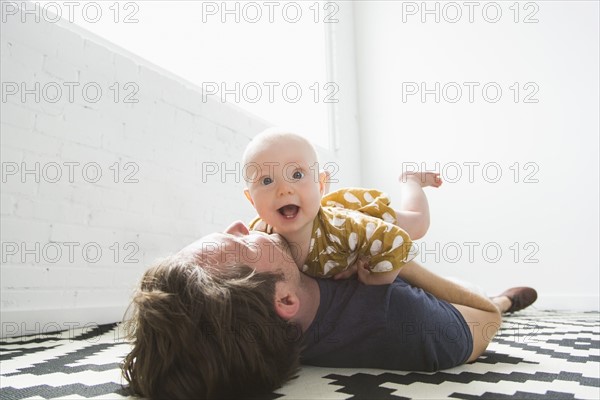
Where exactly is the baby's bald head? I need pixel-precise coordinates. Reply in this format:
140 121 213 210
242 128 319 170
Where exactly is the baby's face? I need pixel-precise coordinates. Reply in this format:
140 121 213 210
244 136 324 237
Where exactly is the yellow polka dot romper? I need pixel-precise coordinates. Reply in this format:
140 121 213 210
303 188 417 278
249 188 418 278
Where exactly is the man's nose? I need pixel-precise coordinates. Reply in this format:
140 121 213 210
224 221 250 236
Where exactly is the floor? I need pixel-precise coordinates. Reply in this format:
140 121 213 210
1 310 598 400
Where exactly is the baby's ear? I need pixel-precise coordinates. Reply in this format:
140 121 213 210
244 188 255 207
319 170 331 195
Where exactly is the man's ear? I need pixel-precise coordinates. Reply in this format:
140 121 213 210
319 170 331 195
273 282 300 321
244 188 255 207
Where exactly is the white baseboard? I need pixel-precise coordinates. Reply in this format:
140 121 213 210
534 295 599 312
1 306 127 338
444 278 599 312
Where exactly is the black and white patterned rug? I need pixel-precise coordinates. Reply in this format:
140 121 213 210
1 310 599 400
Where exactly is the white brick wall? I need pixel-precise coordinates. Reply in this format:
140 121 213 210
0 5 271 337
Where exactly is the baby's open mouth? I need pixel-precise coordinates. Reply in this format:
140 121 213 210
278 204 299 219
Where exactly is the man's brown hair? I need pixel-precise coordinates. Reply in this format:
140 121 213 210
121 253 301 399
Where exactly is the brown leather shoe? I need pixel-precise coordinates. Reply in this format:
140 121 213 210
498 287 538 313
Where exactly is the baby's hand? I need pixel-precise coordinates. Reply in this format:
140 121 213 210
252 220 272 234
322 170 331 195
333 257 370 280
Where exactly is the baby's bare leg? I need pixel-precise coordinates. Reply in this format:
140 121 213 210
395 172 442 239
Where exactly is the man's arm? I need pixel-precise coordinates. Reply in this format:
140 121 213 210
398 260 498 313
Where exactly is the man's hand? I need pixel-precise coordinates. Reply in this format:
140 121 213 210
333 258 399 285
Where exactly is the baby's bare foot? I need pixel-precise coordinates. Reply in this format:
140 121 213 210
399 171 442 188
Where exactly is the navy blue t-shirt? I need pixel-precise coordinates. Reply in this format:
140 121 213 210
300 277 473 371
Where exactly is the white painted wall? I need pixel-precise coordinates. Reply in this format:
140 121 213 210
0 13 261 337
353 1 599 310
0 2 359 336
0 3 358 337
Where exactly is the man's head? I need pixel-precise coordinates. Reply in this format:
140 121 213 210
242 128 328 236
122 224 303 399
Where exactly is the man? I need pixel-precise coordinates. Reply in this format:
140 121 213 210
121 221 537 400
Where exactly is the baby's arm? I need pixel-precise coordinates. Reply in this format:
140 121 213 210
395 172 441 240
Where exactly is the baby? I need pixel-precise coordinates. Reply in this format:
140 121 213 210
242 129 440 285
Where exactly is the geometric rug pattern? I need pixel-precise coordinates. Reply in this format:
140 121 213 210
1 310 598 400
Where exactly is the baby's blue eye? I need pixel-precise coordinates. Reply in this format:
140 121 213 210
262 177 273 185
293 171 304 180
